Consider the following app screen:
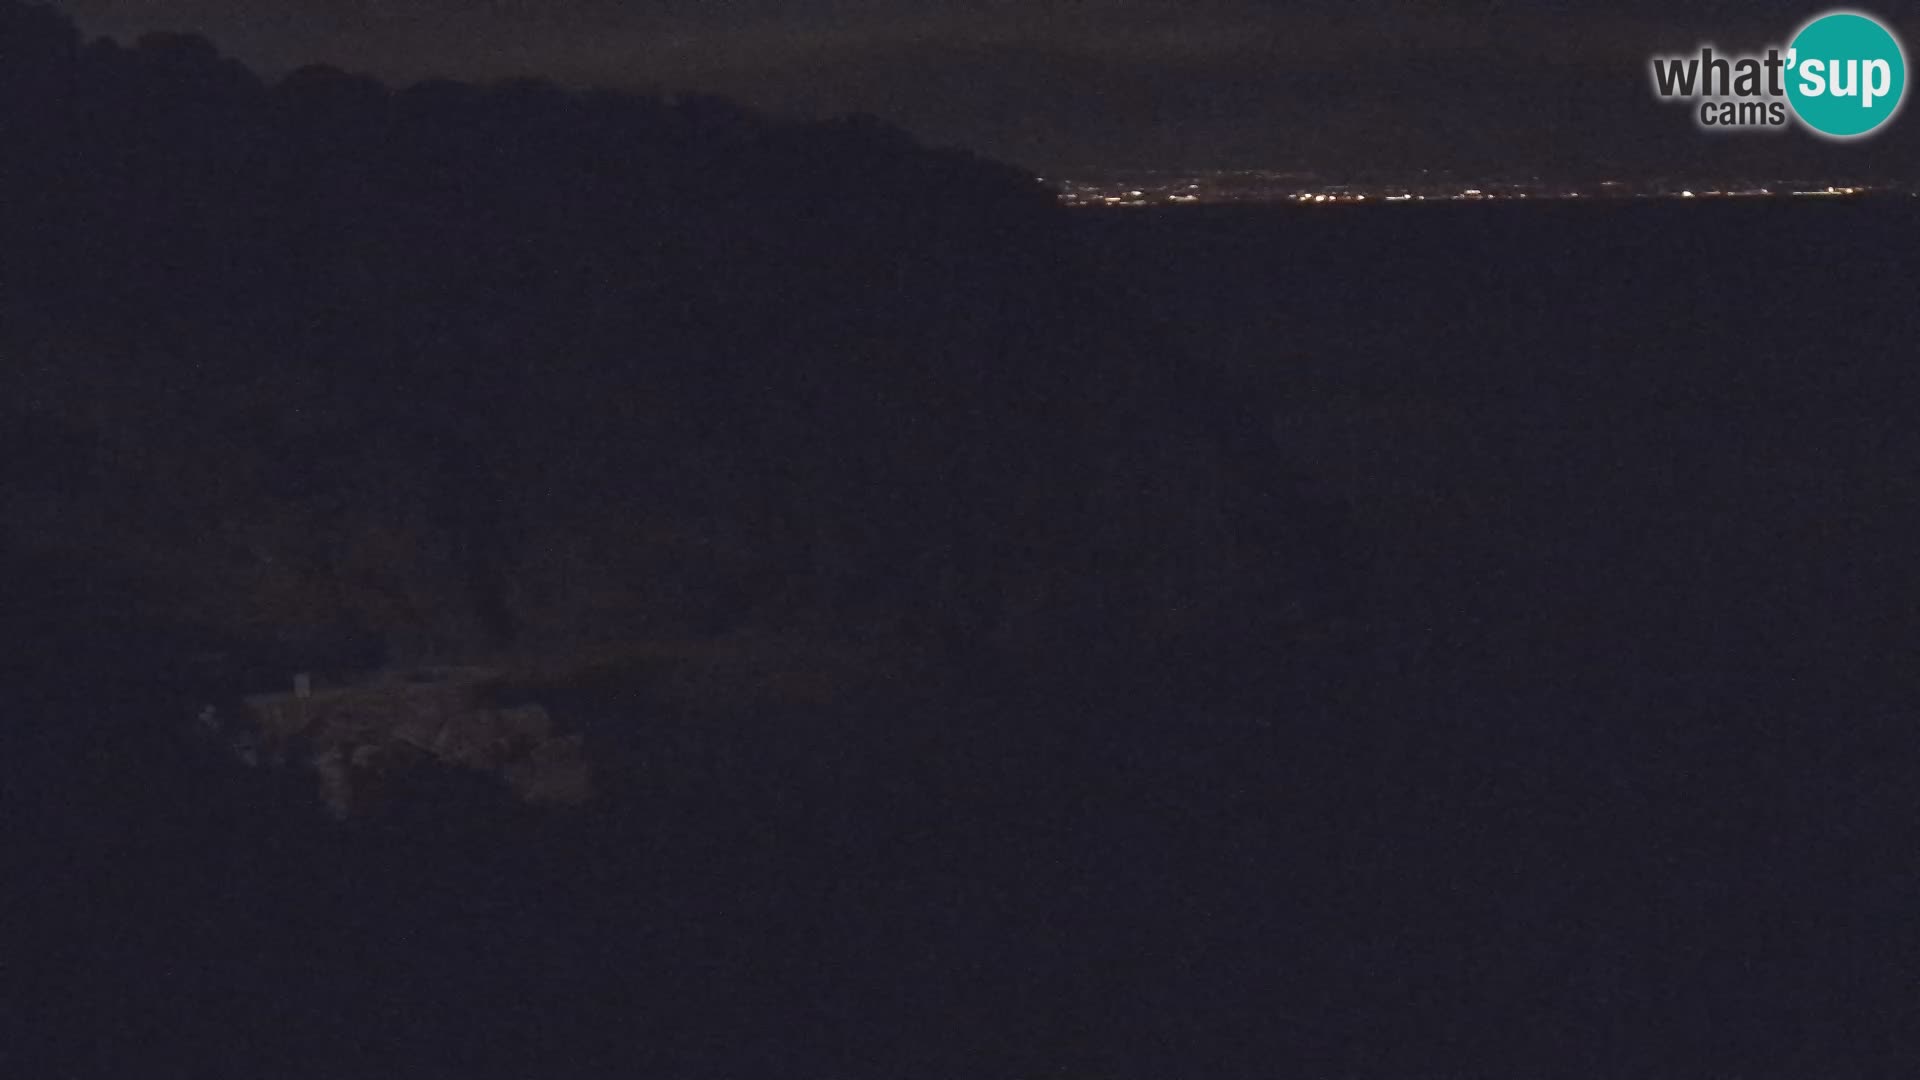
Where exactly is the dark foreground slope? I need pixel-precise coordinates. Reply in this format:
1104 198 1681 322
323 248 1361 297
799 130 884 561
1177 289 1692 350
2 5 1365 1079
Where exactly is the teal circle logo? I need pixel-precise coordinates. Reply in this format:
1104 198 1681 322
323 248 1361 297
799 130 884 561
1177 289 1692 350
1785 10 1907 138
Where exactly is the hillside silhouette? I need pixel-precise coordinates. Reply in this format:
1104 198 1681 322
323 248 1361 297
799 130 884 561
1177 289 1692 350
3 6 1370 1078
0 0 1356 681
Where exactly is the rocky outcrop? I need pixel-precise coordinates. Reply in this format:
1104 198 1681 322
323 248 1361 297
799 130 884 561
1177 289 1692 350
205 666 592 819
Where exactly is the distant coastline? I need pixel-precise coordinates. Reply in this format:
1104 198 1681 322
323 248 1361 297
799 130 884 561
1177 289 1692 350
1052 171 1913 207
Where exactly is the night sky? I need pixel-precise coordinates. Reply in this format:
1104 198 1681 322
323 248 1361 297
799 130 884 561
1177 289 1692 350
53 1 1920 178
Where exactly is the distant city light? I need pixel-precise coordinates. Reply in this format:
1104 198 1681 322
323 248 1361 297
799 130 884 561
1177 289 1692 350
1051 172 1893 208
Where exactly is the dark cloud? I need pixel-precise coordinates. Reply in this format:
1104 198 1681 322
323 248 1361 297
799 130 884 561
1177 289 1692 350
56 0 1920 174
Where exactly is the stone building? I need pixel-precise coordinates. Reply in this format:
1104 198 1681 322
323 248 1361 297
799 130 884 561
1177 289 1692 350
234 666 592 819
